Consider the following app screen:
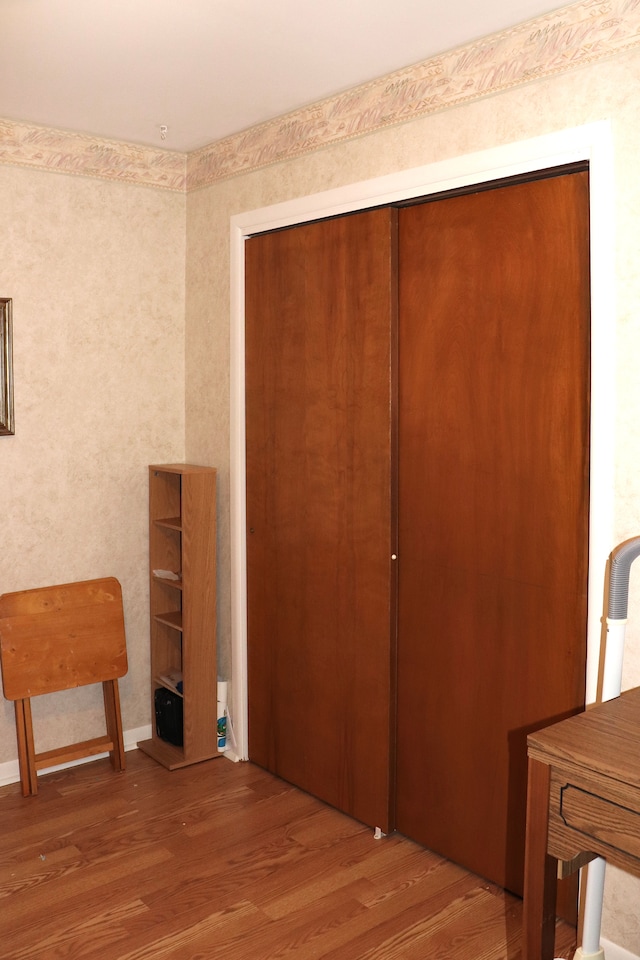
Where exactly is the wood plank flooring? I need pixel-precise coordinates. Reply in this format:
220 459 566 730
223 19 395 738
0 751 576 959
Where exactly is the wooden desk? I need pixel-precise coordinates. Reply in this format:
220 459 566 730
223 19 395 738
523 686 640 959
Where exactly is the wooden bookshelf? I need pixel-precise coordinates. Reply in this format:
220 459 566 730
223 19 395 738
137 464 218 769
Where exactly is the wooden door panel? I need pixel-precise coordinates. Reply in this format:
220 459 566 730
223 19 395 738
396 173 591 896
245 208 397 831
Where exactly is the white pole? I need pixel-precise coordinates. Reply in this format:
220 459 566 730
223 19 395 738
573 617 627 960
576 858 606 959
601 619 627 701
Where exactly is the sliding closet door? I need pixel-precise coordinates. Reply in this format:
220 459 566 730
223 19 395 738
245 208 397 831
396 172 590 895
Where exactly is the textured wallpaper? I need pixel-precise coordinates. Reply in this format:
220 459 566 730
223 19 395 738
0 164 186 761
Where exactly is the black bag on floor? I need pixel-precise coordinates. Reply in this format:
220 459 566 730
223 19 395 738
154 687 183 746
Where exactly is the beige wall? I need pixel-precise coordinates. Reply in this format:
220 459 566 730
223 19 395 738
0 164 186 760
184 45 640 953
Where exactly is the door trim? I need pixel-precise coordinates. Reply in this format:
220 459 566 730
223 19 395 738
229 121 616 760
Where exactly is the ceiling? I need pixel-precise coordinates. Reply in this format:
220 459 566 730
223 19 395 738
1 0 568 153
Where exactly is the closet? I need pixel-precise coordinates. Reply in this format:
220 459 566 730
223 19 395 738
245 168 590 897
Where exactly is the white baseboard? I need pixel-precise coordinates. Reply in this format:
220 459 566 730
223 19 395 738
0 725 242 787
0 724 152 788
600 939 640 960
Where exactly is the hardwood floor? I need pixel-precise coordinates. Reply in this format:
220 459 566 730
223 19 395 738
0 751 576 959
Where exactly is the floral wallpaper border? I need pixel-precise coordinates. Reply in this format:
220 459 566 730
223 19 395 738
0 120 188 192
1 0 639 193
187 0 640 190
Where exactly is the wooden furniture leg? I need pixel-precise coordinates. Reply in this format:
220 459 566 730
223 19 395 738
102 678 125 772
523 756 557 960
14 698 37 797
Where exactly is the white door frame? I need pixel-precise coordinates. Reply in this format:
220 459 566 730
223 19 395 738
229 120 616 760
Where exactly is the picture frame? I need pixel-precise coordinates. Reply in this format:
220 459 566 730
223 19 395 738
1 298 14 436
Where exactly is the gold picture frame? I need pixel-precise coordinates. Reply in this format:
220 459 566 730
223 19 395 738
1 298 14 436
